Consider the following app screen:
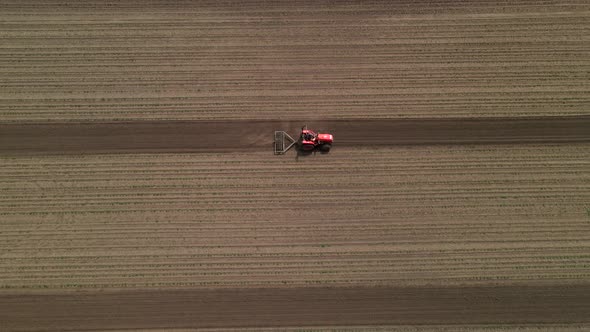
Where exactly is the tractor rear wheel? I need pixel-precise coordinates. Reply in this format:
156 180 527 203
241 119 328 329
320 144 331 152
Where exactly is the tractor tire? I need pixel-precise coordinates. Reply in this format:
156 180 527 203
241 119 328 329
320 144 332 153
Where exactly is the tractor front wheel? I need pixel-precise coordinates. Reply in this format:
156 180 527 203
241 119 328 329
320 144 332 153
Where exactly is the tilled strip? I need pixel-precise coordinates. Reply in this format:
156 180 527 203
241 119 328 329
1 116 589 155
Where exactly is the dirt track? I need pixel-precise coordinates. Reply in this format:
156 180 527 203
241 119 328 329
2 285 589 331
2 116 589 154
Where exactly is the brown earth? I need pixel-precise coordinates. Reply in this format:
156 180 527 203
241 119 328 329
3 144 588 291
1 0 590 331
1 0 589 121
2 285 590 331
1 116 589 154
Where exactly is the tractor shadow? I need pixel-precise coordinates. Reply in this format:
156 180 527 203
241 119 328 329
269 141 314 161
269 140 328 162
295 146 330 161
295 147 315 161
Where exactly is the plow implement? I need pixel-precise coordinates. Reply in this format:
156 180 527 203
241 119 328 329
274 130 298 155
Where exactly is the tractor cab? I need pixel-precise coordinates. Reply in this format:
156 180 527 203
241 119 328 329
301 129 317 143
300 128 317 151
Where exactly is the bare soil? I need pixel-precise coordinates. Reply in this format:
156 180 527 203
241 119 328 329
2 144 588 291
1 116 589 154
2 285 590 331
1 0 589 330
0 1 588 121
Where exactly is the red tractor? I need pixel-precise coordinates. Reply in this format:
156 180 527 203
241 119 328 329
274 125 334 155
299 126 333 153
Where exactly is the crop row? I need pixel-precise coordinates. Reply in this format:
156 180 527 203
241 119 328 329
0 0 588 121
0 144 588 289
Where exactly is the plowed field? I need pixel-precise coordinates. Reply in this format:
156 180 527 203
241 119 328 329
2 143 590 289
1 0 589 331
1 0 589 121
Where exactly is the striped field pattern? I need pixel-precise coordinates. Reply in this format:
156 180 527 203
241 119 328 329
1 1 590 329
0 0 589 121
1 144 588 290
